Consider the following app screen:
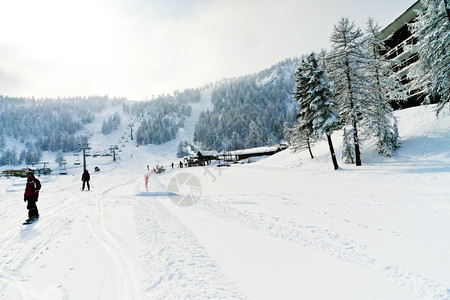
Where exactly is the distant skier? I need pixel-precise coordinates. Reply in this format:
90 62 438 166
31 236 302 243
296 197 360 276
24 171 41 222
81 169 90 191
144 170 153 191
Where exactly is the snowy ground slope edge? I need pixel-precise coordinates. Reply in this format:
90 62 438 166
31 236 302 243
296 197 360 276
260 104 450 175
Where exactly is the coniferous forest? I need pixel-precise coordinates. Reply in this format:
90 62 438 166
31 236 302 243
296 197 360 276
0 0 448 167
193 58 300 151
129 88 200 145
0 96 123 165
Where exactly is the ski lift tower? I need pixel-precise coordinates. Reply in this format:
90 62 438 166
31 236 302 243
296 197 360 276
78 144 91 171
128 124 134 140
109 145 119 161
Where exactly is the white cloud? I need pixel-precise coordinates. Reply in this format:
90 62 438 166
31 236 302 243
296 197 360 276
0 0 417 100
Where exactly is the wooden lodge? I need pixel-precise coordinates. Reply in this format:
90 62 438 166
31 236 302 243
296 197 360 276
185 144 288 167
185 150 218 167
228 144 288 161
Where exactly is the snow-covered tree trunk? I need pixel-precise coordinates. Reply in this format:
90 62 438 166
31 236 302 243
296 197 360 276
326 134 339 170
290 125 315 159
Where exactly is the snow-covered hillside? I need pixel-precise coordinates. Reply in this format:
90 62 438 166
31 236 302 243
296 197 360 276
0 104 449 299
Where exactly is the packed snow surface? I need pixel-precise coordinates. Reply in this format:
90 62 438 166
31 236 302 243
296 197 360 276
1 101 449 299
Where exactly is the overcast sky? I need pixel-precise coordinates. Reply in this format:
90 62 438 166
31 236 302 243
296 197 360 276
0 0 417 100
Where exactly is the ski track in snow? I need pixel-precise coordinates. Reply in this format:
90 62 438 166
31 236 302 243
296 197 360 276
88 192 141 300
193 196 449 299
134 185 246 299
0 177 82 299
0 172 146 299
150 162 450 300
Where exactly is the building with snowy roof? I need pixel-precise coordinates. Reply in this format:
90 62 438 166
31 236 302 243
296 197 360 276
379 0 426 108
228 144 288 161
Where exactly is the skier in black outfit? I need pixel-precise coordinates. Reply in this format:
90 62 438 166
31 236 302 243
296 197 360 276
81 169 90 191
24 171 41 222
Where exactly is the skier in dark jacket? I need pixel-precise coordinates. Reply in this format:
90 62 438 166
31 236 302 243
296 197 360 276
81 169 90 191
24 171 41 222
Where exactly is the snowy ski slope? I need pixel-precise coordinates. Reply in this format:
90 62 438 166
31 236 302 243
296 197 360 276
0 97 449 299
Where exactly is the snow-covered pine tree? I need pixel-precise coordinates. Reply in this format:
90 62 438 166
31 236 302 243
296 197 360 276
317 49 330 72
342 128 355 164
289 125 317 159
0 133 5 150
327 17 369 166
363 18 406 156
177 141 189 158
55 150 65 165
293 52 341 170
0 148 18 166
112 112 121 127
229 132 243 150
101 119 110 135
410 0 450 115
265 134 278 146
292 57 316 159
245 121 263 149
